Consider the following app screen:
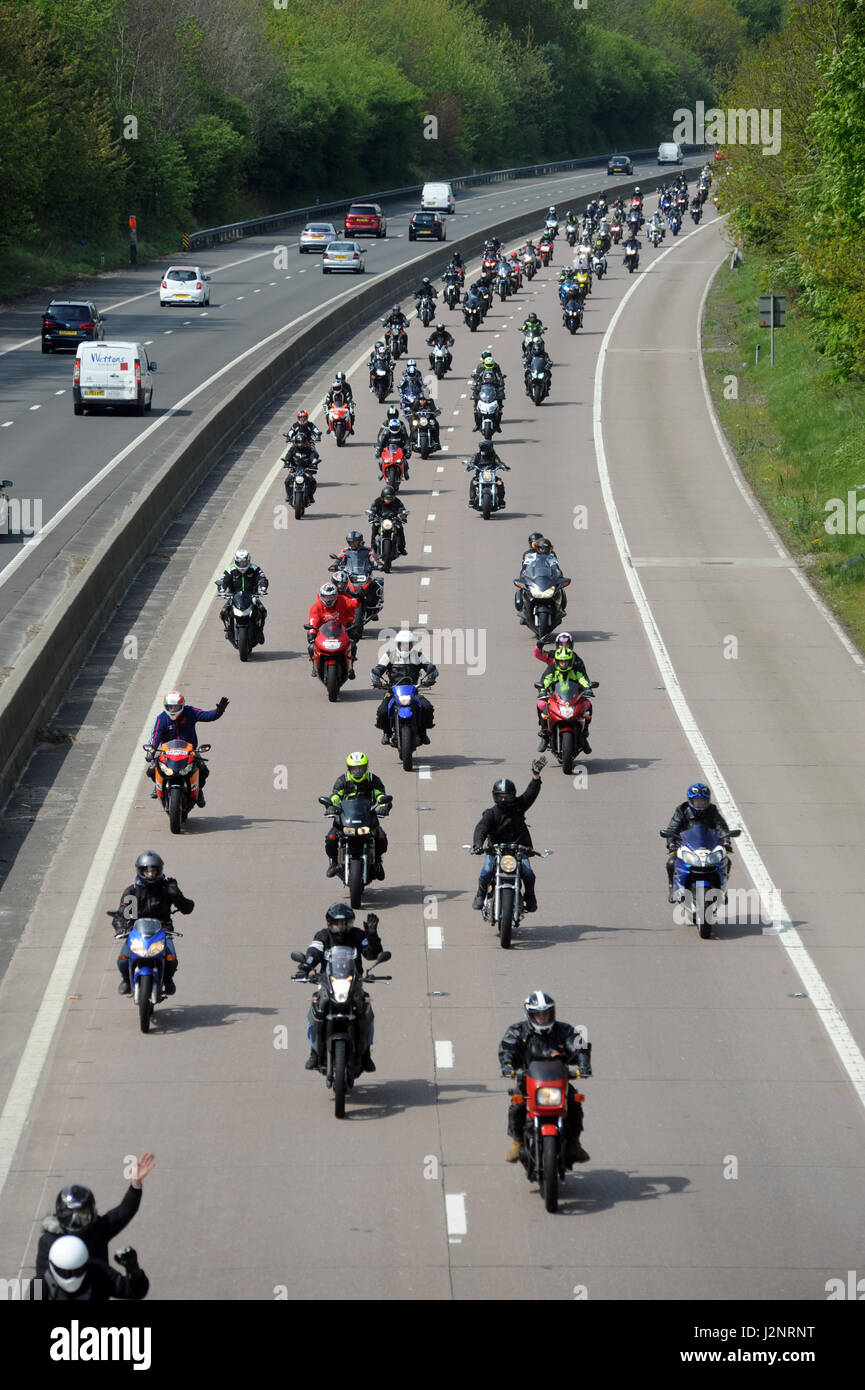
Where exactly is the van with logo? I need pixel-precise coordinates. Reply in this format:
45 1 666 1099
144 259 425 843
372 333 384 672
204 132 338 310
421 182 456 214
73 341 157 416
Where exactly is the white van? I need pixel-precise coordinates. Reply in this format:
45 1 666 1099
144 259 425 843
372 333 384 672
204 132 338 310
421 182 456 214
657 142 683 165
73 341 157 416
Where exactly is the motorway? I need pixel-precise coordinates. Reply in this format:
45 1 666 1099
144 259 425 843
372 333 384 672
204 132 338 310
0 193 864 1301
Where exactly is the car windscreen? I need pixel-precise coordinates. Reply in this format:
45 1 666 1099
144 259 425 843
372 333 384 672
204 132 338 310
48 304 90 321
166 269 197 281
348 206 377 216
306 224 334 234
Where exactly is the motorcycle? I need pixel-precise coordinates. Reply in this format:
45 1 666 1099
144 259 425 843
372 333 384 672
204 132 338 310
329 549 383 625
443 278 460 310
399 382 422 418
474 381 503 439
291 945 392 1117
417 293 435 328
370 360 393 402
525 353 551 406
522 250 536 281
384 324 407 359
109 906 183 1034
429 342 451 380
648 225 663 248
463 300 481 332
610 219 623 244
319 793 392 907
496 262 512 301
409 409 439 459
544 215 559 239
477 282 493 317
326 396 352 446
538 676 598 775
574 269 591 297
591 252 607 280
377 674 436 771
305 619 354 701
514 558 570 638
624 244 640 272
509 1051 587 1212
378 442 407 489
463 842 553 949
562 300 583 334
559 276 578 306
565 225 577 247
668 212 681 236
465 458 507 520
661 826 741 939
143 738 211 833
538 237 553 266
366 508 406 572
216 582 268 659
690 205 702 224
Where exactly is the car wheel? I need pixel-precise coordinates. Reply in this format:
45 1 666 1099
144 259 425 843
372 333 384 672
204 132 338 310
161 301 167 307
41 344 51 354
74 403 84 416
145 389 153 412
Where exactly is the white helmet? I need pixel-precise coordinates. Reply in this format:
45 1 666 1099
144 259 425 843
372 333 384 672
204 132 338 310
48 1235 89 1293
234 549 251 571
395 629 414 657
524 990 556 1034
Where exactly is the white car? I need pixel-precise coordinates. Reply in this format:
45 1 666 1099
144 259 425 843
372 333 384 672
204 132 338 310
160 266 210 306
322 241 366 274
299 222 338 253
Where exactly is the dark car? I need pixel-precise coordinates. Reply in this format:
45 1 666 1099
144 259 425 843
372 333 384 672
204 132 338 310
408 211 447 242
607 155 634 177
344 204 387 238
42 301 105 354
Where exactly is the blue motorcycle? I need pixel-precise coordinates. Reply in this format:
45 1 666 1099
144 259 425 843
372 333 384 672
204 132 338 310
110 906 182 1031
661 825 741 938
399 382 422 417
379 676 435 771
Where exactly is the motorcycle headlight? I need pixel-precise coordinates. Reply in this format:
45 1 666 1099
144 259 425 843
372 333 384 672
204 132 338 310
529 586 555 599
382 520 393 530
342 826 356 836
147 941 165 957
323 639 342 650
331 978 352 1004
357 826 371 836
397 693 413 705
480 470 494 482
558 703 575 717
536 1086 563 1107
706 848 726 866
680 848 703 866
158 762 172 775
500 854 518 873
419 416 428 425
130 940 148 956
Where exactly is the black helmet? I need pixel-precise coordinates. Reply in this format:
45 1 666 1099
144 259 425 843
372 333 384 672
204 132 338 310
535 538 552 554
492 778 516 805
346 530 363 550
325 903 355 932
422 276 431 286
524 990 556 1034
392 304 400 315
527 532 543 549
436 321 445 332
381 484 395 501
387 405 398 420
55 1185 96 1233
135 850 164 882
479 440 494 456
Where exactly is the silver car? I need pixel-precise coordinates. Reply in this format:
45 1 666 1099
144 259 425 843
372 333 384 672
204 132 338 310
322 241 366 275
299 222 338 253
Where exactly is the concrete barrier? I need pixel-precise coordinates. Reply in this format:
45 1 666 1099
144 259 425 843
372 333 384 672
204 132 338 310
0 168 699 805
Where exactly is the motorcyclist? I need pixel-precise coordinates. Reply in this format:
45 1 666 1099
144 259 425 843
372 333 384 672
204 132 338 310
470 758 546 913
325 751 390 879
367 484 408 557
450 249 464 273
217 549 268 646
371 628 438 746
499 992 591 1164
35 1154 155 1282
306 581 359 671
413 276 438 304
113 851 193 995
622 230 641 266
375 407 412 477
534 634 594 752
381 304 410 351
368 339 394 391
328 529 382 578
296 903 384 1073
463 282 483 316
521 532 558 567
516 537 564 622
412 390 441 449
398 358 425 411
426 321 454 371
442 265 462 301
145 691 228 807
323 371 355 433
662 783 733 903
524 336 553 389
283 408 321 448
471 350 505 400
545 205 559 235
34 1238 149 1302
466 439 509 510
282 437 321 505
519 312 547 354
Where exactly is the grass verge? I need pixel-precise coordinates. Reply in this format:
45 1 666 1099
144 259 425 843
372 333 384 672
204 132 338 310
703 251 865 652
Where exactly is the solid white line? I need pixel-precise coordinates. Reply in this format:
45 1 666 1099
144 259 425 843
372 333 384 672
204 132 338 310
445 1193 467 1241
435 1041 454 1068
423 834 437 851
0 283 365 599
426 926 443 949
593 220 865 1112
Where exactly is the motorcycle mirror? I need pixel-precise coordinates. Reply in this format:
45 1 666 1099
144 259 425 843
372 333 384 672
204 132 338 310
329 553 338 559
318 795 332 807
590 681 600 688
659 829 670 837
513 580 524 589
561 578 571 587
728 828 742 837
199 744 211 753
290 951 306 963
376 951 392 964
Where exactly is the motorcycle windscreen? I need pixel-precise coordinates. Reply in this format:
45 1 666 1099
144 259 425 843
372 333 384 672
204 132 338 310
325 944 356 978
520 557 561 587
526 1058 567 1083
232 590 254 613
550 678 584 706
134 918 166 944
339 794 376 827
678 823 725 854
478 384 498 404
391 683 417 715
317 619 347 641
161 738 194 759
342 550 372 577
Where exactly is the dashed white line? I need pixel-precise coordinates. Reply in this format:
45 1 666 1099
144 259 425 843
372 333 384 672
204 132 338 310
54 390 65 396
435 1041 454 1068
420 577 430 586
445 1193 467 1242
418 612 428 624
423 834 437 851
431 490 440 497
2 422 13 428
427 926 443 949
418 765 431 780
427 514 436 521
423 545 432 553
29 405 40 411
436 466 444 473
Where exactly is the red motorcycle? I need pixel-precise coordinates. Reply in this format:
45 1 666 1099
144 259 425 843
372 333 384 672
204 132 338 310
326 398 352 447
379 443 407 489
509 256 523 289
610 219 623 244
538 236 553 266
305 619 353 702
510 1054 586 1212
538 676 598 775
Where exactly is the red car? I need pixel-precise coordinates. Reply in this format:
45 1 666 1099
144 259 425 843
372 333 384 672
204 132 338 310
344 204 387 237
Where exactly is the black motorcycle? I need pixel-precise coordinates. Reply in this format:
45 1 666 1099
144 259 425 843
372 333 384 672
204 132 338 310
514 558 570 638
292 945 392 1117
464 841 552 949
319 793 392 907
525 353 551 405
384 325 407 360
282 458 317 520
216 582 267 661
463 300 481 332
366 507 407 572
465 457 508 520
563 301 583 334
417 293 435 328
